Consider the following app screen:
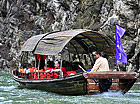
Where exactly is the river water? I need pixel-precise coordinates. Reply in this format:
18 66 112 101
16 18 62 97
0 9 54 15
0 71 140 104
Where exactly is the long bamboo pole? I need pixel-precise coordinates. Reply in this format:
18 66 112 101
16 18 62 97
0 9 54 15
78 65 86 72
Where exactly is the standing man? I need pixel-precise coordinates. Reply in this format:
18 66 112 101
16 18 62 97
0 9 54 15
88 51 112 93
89 51 109 73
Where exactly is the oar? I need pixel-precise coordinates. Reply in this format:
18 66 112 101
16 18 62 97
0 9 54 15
78 65 86 72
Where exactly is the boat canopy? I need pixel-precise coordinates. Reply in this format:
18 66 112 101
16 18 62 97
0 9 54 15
21 33 48 52
21 29 115 56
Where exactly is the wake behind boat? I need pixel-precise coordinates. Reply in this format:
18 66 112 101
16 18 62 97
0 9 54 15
11 29 139 95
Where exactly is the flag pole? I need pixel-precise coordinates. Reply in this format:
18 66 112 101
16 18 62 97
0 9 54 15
115 24 118 67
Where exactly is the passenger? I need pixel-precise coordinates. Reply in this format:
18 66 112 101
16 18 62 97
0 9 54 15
61 60 67 75
23 68 27 79
46 61 55 79
19 68 24 78
53 60 61 78
39 69 45 79
54 60 60 69
46 61 55 70
65 61 73 71
66 62 77 75
29 67 35 79
31 61 35 68
27 61 36 79
19 64 27 78
25 64 32 79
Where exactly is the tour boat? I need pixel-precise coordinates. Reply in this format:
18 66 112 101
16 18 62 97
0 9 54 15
11 29 138 95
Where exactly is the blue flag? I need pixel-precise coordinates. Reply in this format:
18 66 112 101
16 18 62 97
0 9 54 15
115 24 127 63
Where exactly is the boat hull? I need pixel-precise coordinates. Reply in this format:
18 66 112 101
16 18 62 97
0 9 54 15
11 70 138 95
12 71 86 95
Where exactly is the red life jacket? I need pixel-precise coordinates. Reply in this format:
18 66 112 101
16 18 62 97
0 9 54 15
29 68 35 79
61 67 67 75
53 72 58 78
20 68 27 79
66 71 77 75
39 69 45 79
34 72 38 79
19 68 24 78
46 67 53 79
46 73 51 79
46 68 58 79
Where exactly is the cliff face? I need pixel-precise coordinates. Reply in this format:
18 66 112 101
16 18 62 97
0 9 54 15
0 0 139 71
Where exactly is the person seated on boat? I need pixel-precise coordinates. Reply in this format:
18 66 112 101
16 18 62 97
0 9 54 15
19 63 28 79
46 61 59 78
46 60 55 70
31 61 35 68
54 60 60 69
20 63 34 79
71 61 83 73
66 69 77 75
25 64 32 79
18 64 24 78
54 60 67 78
54 60 66 71
61 60 67 75
23 61 36 79
38 68 46 79
19 63 26 72
65 62 77 75
65 61 71 71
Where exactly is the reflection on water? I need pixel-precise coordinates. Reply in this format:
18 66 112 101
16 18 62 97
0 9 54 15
0 71 140 104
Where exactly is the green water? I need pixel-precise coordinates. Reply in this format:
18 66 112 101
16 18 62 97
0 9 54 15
0 71 140 104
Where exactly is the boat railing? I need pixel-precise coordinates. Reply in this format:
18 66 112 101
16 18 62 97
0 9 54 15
18 69 63 79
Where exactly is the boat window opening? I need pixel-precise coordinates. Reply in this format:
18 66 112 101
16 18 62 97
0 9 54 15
69 41 81 62
78 38 95 65
61 42 93 71
20 52 28 68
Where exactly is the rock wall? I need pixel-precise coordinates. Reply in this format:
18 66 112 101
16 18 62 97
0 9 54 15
0 0 139 71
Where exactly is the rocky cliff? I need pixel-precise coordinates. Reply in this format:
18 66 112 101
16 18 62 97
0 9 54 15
0 0 139 71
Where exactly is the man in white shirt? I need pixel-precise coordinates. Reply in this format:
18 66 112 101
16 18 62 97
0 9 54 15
88 51 111 93
89 51 109 73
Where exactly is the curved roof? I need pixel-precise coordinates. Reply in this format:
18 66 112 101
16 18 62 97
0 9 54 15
21 33 48 52
21 29 115 56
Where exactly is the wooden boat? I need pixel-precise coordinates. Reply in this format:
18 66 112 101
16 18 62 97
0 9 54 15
11 29 139 95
